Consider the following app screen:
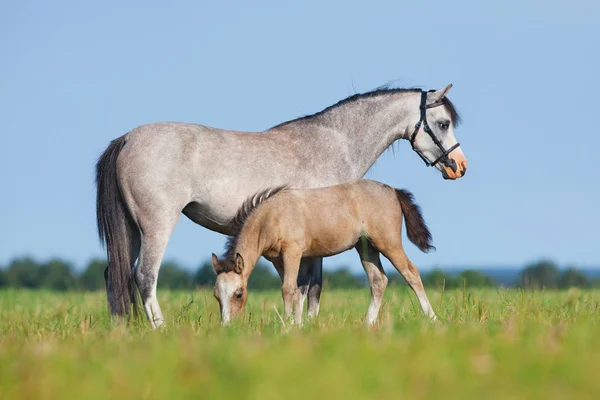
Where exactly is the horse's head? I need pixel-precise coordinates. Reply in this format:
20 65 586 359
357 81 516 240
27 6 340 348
212 253 248 325
409 84 467 180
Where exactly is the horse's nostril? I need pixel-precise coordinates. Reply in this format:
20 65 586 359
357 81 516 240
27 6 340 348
444 158 458 173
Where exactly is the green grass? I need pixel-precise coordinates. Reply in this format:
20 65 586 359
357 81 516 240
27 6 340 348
0 287 599 399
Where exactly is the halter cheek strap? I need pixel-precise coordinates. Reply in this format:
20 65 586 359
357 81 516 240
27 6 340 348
410 91 460 167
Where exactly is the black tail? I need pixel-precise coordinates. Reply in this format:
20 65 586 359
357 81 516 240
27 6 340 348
96 135 138 316
394 189 435 253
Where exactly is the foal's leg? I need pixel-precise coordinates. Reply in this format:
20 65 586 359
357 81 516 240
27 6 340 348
306 257 323 318
274 256 306 321
385 249 437 321
281 250 303 325
278 258 312 320
355 242 388 325
274 258 308 322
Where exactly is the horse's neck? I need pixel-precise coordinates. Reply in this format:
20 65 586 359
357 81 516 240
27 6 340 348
271 92 419 179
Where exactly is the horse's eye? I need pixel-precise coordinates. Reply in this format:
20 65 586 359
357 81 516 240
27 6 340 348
438 121 449 131
235 291 243 300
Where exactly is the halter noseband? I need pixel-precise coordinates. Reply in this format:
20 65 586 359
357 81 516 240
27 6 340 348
409 90 461 167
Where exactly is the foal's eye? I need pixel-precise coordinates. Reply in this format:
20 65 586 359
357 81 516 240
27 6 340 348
235 291 243 300
438 121 450 131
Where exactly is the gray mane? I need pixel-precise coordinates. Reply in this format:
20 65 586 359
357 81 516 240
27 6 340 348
271 87 461 129
223 185 288 259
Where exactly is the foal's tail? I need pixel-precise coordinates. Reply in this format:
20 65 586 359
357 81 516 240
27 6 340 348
394 189 435 253
96 135 138 316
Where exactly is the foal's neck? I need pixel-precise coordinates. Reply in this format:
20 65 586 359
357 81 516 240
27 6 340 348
234 231 268 281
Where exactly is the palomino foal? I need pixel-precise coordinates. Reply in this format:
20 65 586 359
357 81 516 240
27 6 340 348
212 179 438 325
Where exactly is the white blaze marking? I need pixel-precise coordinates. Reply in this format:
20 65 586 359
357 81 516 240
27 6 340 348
217 275 241 325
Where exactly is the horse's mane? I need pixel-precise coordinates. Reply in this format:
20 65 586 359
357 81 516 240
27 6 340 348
223 186 288 260
271 86 461 129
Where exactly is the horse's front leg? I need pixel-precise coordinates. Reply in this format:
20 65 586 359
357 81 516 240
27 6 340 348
296 258 314 317
269 257 285 282
281 250 302 325
306 257 323 318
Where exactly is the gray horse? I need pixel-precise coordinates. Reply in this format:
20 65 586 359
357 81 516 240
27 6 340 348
96 84 467 328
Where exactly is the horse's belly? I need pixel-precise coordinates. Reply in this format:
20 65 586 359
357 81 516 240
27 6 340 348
181 202 235 235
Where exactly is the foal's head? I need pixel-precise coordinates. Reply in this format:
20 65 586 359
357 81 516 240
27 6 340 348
211 253 248 324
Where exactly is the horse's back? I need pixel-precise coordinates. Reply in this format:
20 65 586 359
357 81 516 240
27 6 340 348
125 122 230 150
114 122 239 225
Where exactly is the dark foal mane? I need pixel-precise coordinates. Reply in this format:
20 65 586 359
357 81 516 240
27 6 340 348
271 86 461 129
223 186 288 260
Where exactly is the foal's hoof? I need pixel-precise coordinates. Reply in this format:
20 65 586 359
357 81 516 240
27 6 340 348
291 318 304 328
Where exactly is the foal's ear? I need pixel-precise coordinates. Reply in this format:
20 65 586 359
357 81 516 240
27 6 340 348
211 253 224 274
431 83 453 102
234 253 244 275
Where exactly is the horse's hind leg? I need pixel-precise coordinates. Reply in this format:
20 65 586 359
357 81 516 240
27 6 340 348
306 257 323 318
384 249 437 321
135 214 180 329
355 241 388 325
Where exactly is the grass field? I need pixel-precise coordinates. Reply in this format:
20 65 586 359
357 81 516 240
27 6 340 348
0 287 599 399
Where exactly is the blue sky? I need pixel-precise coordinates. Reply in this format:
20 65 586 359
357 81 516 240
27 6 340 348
1 1 599 272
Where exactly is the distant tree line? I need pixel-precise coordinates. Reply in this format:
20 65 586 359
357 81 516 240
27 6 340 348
0 257 597 291
518 260 593 290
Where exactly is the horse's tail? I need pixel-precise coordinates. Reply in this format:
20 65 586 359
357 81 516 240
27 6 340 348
96 134 138 316
394 189 435 253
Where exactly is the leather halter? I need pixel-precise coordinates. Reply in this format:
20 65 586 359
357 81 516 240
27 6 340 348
410 90 461 167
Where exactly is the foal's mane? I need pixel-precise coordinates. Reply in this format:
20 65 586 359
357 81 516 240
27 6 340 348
271 86 461 129
223 186 288 260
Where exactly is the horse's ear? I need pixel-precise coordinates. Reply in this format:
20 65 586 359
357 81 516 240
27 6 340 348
234 253 244 274
431 83 453 102
212 253 223 274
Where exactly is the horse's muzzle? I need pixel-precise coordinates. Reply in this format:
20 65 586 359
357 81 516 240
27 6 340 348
442 159 467 180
